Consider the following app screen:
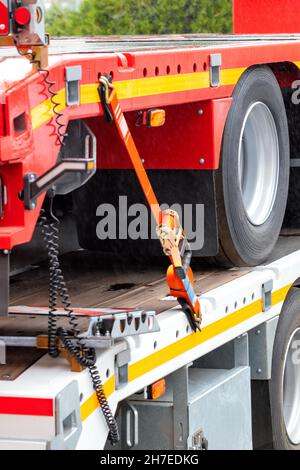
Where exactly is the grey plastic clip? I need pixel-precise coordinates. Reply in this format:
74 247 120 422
262 280 274 312
116 347 131 389
65 66 82 106
210 53 222 87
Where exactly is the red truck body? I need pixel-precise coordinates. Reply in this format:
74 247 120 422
0 0 299 254
234 0 300 34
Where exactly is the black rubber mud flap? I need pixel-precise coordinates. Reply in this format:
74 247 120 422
73 170 218 259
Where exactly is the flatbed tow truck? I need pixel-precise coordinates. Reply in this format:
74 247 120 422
1 0 300 450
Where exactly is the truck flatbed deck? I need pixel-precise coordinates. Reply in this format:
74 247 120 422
1 234 300 449
0 234 297 384
2 34 300 59
1 247 248 382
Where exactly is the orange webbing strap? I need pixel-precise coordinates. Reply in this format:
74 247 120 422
109 89 161 225
101 80 201 330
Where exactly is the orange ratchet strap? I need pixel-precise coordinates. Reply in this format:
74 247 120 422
98 76 202 331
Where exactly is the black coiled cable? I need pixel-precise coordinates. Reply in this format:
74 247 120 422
18 43 119 444
39 199 119 445
39 67 68 146
39 208 60 358
15 46 68 146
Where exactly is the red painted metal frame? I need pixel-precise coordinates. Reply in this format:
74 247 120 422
1 37 300 249
234 0 300 34
86 98 231 171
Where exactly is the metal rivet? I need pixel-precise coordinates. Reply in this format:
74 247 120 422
256 368 262 375
3 250 9 255
199 158 205 165
141 159 145 164
255 330 261 336
197 109 204 115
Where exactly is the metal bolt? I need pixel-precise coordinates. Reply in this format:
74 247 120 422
141 159 145 164
94 323 102 337
256 368 262 375
30 202 37 210
255 330 261 336
197 109 204 116
199 158 205 165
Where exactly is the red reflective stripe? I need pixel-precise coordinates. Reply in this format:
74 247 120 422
0 397 54 417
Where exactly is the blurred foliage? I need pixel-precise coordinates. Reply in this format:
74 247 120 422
46 0 233 37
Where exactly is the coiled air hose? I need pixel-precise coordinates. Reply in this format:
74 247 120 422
38 191 119 445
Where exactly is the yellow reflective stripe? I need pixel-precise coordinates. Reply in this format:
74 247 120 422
272 284 291 306
129 299 262 382
31 88 66 131
80 375 115 422
80 283 292 422
114 71 210 99
31 67 246 131
220 67 246 85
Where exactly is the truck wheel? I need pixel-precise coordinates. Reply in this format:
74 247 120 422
215 66 290 267
270 288 300 450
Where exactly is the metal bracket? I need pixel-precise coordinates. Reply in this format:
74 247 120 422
49 381 82 450
189 429 208 451
249 316 279 380
65 66 82 106
173 365 190 450
0 250 9 317
87 310 160 340
115 347 131 389
210 53 222 87
23 123 96 210
0 340 6 365
12 0 47 47
262 280 273 312
124 403 139 448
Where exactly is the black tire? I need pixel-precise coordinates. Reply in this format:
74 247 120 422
270 288 300 450
215 66 290 267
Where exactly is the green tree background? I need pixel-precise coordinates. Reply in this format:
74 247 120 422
46 0 233 37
